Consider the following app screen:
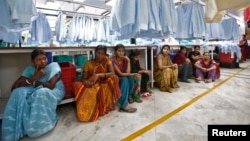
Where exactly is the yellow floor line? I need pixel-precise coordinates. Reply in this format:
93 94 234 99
121 65 250 141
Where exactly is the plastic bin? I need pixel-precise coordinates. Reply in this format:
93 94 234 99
53 55 73 63
46 52 53 63
74 54 88 67
59 62 76 97
219 53 238 68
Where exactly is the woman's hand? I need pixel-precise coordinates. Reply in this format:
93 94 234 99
33 66 46 79
171 64 178 69
84 74 99 87
133 73 141 79
144 70 151 76
185 58 191 63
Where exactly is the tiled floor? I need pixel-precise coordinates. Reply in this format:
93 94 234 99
2 60 250 141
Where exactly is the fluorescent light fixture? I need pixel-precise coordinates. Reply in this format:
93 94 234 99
106 0 115 6
76 6 85 12
73 0 85 2
101 10 110 16
46 0 59 9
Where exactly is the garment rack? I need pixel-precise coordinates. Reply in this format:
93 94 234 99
36 7 104 19
54 0 111 10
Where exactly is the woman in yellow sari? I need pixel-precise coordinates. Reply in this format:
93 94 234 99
73 45 121 122
154 45 179 93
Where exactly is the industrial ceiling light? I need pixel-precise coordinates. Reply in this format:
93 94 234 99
73 0 85 2
46 0 60 9
76 6 85 12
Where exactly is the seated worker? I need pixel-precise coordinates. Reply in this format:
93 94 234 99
194 52 220 83
73 45 121 122
154 45 179 93
111 44 141 113
2 49 65 141
188 45 203 77
172 46 193 83
129 49 152 97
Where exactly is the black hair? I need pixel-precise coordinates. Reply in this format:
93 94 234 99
194 45 200 49
31 49 46 61
95 45 107 54
129 49 140 58
114 44 125 51
161 44 170 54
180 46 187 51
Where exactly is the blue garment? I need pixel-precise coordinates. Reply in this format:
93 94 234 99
118 77 135 108
2 62 65 141
148 0 162 32
159 0 178 36
0 27 21 43
68 15 76 42
6 0 38 24
30 13 53 44
176 2 206 39
0 0 37 32
55 13 67 43
111 0 136 38
205 22 225 40
221 18 241 41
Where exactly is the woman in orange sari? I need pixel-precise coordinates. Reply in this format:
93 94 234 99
73 45 121 122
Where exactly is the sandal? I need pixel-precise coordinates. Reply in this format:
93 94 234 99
134 99 143 103
172 84 180 88
195 78 201 83
128 97 134 104
119 107 137 113
205 79 212 83
110 106 116 111
141 92 151 98
183 79 192 83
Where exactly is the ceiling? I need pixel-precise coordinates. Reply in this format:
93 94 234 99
35 0 114 17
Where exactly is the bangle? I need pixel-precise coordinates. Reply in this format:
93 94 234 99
33 80 36 86
104 73 106 78
25 79 31 85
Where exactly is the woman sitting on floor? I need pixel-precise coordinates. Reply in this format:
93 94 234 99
172 46 193 83
129 49 152 97
194 52 220 83
2 49 65 141
154 45 179 93
73 45 121 122
111 44 141 113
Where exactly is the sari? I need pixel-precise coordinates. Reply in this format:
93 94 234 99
73 57 121 122
2 62 65 141
154 54 179 92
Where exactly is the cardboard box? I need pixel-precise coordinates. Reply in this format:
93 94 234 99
245 28 250 35
246 35 250 40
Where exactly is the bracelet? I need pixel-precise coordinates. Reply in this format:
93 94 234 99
104 73 106 78
33 80 37 86
25 79 31 85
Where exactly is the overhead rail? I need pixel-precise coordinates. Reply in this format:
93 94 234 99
36 7 104 18
54 0 112 10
